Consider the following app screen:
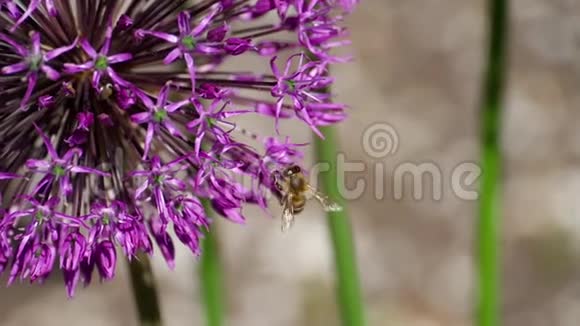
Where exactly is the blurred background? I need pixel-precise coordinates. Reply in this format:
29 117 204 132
2 0 580 325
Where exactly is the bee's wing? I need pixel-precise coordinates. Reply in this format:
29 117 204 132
281 194 295 232
307 185 343 212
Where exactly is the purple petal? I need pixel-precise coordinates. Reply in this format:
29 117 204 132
184 53 196 91
101 24 113 55
157 82 171 107
38 95 55 109
63 269 80 298
1 62 27 75
41 65 60 80
91 71 102 89
166 99 189 113
177 11 191 35
162 120 181 137
139 30 179 43
143 123 155 159
10 0 40 32
30 32 41 55
33 123 59 160
70 166 110 177
0 33 27 56
64 62 94 74
60 175 73 196
191 4 222 36
95 241 116 280
106 67 132 88
19 72 38 109
270 56 281 77
135 91 155 110
45 0 57 16
61 147 82 162
107 53 132 64
131 112 152 124
44 38 78 61
80 39 98 58
163 48 182 65
0 172 20 180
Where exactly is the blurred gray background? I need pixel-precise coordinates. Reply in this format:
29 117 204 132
2 0 580 325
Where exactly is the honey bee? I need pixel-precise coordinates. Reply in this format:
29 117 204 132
273 165 342 232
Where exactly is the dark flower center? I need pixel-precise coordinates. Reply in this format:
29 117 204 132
154 174 164 185
95 56 108 70
181 36 197 51
28 53 43 71
285 80 296 91
35 210 44 222
154 108 168 123
53 165 66 176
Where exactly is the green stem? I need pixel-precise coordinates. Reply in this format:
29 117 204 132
314 127 367 326
128 255 163 326
477 0 507 325
199 200 225 326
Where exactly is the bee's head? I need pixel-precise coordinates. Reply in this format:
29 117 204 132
283 165 301 177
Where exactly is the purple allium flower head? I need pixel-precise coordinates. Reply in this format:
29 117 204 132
0 0 357 296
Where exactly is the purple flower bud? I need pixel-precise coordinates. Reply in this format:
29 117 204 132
174 223 202 256
95 240 116 280
224 38 253 55
207 24 229 42
0 231 12 276
282 16 299 31
256 41 293 56
77 112 94 131
116 86 136 109
60 232 86 272
61 81 76 97
98 113 114 126
149 218 175 269
65 130 88 146
198 84 223 99
80 253 95 286
63 269 80 298
28 243 56 283
251 0 275 17
117 15 133 29
38 95 55 109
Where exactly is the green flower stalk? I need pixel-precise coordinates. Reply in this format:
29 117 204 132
314 127 367 326
477 0 508 325
199 200 225 326
128 255 163 326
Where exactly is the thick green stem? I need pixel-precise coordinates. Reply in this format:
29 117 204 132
314 127 367 326
128 255 163 326
477 0 507 325
199 200 225 326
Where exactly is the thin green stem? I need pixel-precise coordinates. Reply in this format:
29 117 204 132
477 0 507 325
314 127 367 326
127 255 163 326
199 200 225 326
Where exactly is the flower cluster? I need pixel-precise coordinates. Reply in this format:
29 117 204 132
0 0 356 296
